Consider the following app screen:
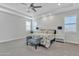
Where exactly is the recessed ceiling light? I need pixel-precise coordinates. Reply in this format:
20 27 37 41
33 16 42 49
58 3 61 6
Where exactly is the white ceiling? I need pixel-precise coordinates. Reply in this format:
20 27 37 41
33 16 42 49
20 3 74 15
30 3 74 15
0 3 79 18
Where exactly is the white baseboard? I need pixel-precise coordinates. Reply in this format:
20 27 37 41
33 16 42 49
0 36 26 43
65 40 79 44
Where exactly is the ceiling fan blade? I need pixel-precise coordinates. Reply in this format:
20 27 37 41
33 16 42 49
33 6 42 8
30 3 34 7
21 3 27 5
32 8 36 12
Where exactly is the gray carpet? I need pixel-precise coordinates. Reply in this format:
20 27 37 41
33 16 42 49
0 38 79 56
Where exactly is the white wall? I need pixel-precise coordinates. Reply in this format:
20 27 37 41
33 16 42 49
54 9 79 44
0 11 27 42
37 9 79 44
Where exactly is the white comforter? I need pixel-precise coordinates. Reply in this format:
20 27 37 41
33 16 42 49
31 33 55 48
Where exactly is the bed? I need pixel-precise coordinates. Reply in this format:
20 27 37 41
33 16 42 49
32 29 56 48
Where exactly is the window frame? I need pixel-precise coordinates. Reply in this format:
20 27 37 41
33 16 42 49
64 15 77 32
26 21 31 31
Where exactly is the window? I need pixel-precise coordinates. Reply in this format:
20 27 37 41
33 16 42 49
64 16 77 32
32 20 37 31
26 21 31 31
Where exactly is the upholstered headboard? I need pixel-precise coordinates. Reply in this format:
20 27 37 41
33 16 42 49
39 29 56 34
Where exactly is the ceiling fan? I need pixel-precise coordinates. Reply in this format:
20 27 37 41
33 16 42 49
29 3 42 12
21 3 42 12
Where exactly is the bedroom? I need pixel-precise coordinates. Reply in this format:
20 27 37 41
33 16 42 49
0 3 79 56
